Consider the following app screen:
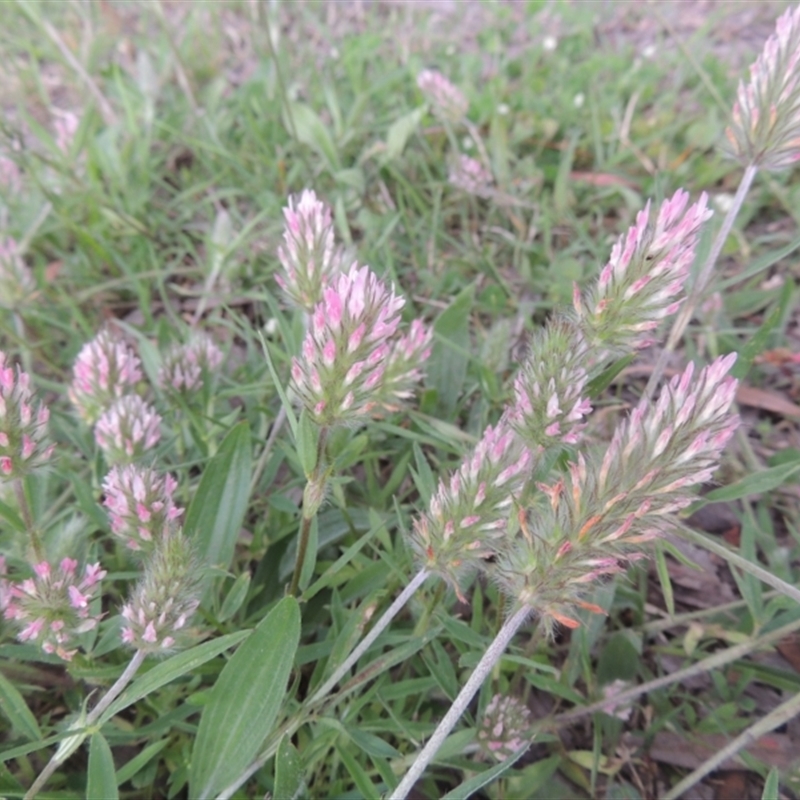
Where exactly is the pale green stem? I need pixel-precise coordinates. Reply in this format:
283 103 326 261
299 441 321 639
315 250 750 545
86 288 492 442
389 604 532 800
646 163 758 398
551 616 800 726
24 650 146 799
308 568 430 706
14 479 43 563
675 523 800 606
663 687 800 800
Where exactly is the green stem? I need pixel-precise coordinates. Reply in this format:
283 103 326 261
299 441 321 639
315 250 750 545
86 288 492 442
289 513 314 597
14 479 43 562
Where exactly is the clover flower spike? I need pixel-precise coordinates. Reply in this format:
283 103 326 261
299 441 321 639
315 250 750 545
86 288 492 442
95 395 161 464
496 354 739 636
120 530 201 654
158 332 223 395
417 69 469 122
103 465 183 552
69 329 142 424
0 352 54 479
290 263 405 427
726 5 800 170
578 190 712 356
3 558 106 661
449 154 493 197
410 420 534 593
276 190 344 312
380 319 433 407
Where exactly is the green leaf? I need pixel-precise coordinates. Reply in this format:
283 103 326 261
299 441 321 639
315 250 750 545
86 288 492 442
441 743 529 800
99 631 249 725
115 738 169 786
184 422 252 585
296 411 319 477
653 545 675 617
87 733 118 800
428 285 474 415
189 597 301 800
336 743 376 798
762 767 780 800
217 571 252 622
286 102 341 171
704 459 800 502
731 302 782 381
385 107 424 161
586 354 636 398
274 736 305 800
0 670 41 741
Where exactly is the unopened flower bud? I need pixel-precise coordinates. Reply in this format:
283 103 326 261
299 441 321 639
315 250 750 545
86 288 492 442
277 190 344 312
95 395 161 464
120 531 201 654
290 264 405 427
410 420 534 593
477 694 532 762
578 190 712 357
158 332 223 396
103 465 183 552
69 329 142 424
726 5 800 170
3 558 106 661
417 69 468 122
0 352 54 479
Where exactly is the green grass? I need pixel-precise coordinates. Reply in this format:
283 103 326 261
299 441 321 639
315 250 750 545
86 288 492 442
1 1 799 798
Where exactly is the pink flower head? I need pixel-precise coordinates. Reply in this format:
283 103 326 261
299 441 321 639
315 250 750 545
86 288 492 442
726 5 800 170
411 420 534 592
449 154 493 196
380 320 433 408
417 69 468 122
95 395 161 464
69 328 142 424
103 465 183 553
477 694 532 762
158 332 223 395
0 351 54 480
579 190 712 356
291 263 406 427
2 559 105 661
120 530 201 655
276 189 344 312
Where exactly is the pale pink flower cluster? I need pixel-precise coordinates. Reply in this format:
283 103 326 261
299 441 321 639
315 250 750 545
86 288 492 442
510 320 593 448
53 111 80 155
2 557 106 661
577 190 713 354
477 694 532 762
0 237 33 308
417 69 468 122
95 395 161 464
381 320 434 406
158 333 223 395
291 264 419 427
449 154 493 196
120 531 200 654
727 5 800 170
497 354 739 633
0 352 54 479
69 328 142 424
411 420 533 593
277 189 343 312
103 465 183 552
